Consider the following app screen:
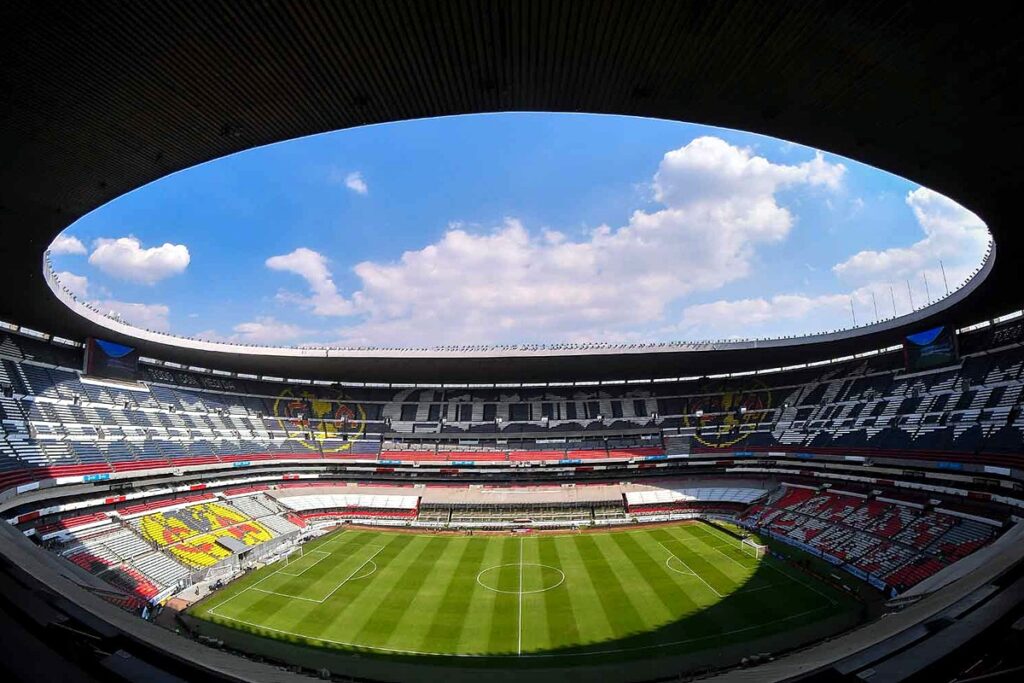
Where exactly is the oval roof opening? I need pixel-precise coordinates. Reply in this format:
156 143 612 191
47 113 991 349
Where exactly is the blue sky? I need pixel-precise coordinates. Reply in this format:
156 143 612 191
49 113 990 346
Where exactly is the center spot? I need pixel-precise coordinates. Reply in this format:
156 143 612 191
476 563 565 594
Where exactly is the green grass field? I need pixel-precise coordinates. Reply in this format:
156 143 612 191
188 521 857 668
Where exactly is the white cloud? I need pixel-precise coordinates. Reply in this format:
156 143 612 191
676 293 857 339
56 271 89 298
265 247 354 316
675 187 992 340
652 139 843 207
50 234 87 255
329 167 368 195
833 188 989 288
93 300 171 331
51 271 170 333
277 136 846 345
344 171 368 195
197 317 310 345
88 236 190 284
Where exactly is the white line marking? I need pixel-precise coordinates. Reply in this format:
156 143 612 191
348 559 378 582
316 546 385 603
697 523 838 606
207 531 351 615
278 550 330 577
211 545 383 608
658 541 724 598
202 524 840 659
249 587 323 602
517 536 524 656
664 555 696 576
476 563 565 594
671 532 776 590
759 560 839 606
700 538 754 572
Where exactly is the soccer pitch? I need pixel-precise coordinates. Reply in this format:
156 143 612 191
188 521 856 668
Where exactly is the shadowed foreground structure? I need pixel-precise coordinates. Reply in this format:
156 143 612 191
1 2 1023 683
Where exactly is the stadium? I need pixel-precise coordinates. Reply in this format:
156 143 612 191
1 2 1023 682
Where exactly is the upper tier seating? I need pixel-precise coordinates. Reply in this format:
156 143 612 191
2 318 1024 497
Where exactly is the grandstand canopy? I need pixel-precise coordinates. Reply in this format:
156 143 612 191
217 537 251 555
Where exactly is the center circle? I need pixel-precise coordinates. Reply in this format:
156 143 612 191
476 563 565 594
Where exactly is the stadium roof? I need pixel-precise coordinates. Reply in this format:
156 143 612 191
1 1 1021 383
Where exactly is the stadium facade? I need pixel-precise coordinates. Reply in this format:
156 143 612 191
1 2 1023 682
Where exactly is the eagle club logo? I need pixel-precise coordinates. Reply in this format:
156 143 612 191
682 383 772 448
272 388 367 452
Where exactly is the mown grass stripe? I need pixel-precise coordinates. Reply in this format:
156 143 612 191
533 535 579 651
457 537 508 654
383 535 474 651
214 532 371 629
349 535 449 648
278 532 409 643
420 536 485 651
695 523 839 609
591 532 675 631
681 527 757 584
609 530 704 643
486 537 521 655
665 525 827 636
693 529 781 592
657 526 740 595
649 527 748 638
551 534 614 650
268 532 376 599
205 531 384 643
188 523 860 664
302 533 417 645
572 534 648 644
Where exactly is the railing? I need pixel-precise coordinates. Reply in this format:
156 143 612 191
41 239 996 359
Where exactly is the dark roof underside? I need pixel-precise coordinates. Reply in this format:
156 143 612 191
1 0 1022 383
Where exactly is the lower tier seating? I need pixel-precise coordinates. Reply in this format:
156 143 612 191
746 484 1002 592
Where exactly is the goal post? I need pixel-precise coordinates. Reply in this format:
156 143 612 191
283 545 303 564
740 537 768 559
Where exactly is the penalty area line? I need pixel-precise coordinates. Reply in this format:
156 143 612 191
698 524 839 607
210 534 381 615
658 541 724 598
313 545 386 603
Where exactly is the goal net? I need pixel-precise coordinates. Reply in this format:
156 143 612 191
283 545 304 565
740 537 768 559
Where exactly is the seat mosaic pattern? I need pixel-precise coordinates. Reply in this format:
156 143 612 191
168 521 274 567
137 502 248 547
